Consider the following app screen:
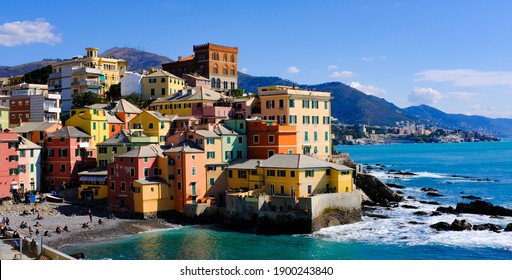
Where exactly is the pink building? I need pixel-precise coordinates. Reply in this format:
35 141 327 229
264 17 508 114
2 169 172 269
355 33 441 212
108 145 164 211
0 132 20 198
44 126 96 191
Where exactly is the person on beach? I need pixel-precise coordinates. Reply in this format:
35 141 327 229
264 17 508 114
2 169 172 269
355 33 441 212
28 226 34 236
56 226 63 234
44 230 52 237
36 214 44 220
5 217 9 226
20 221 27 228
98 219 103 225
34 221 41 227
35 228 39 235
12 230 20 239
63 225 69 232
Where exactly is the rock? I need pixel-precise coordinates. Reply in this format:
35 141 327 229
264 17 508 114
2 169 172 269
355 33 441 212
421 187 439 192
461 195 482 200
401 205 419 209
419 200 441 205
427 192 444 197
355 173 403 204
430 222 451 231
455 200 512 217
450 219 472 231
436 206 455 213
409 221 425 225
413 211 428 216
472 223 502 231
430 211 442 216
407 196 416 200
366 213 390 219
387 170 417 176
489 215 504 219
387 183 406 189
505 223 512 232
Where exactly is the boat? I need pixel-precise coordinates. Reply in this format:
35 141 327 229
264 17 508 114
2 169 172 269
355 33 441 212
44 194 64 203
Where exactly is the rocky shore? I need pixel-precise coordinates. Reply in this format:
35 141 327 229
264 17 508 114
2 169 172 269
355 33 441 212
0 201 177 255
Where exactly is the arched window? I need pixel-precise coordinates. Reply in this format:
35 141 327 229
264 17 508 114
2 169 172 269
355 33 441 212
230 67 235 76
213 65 218 74
223 66 228 75
230 55 235 63
216 78 221 88
211 78 216 88
223 81 228 89
223 54 227 61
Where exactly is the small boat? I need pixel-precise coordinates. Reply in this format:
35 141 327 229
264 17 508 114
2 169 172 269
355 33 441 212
45 194 64 203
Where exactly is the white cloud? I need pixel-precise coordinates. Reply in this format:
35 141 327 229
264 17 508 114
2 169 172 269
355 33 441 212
329 71 354 79
416 69 512 87
327 65 338 70
286 66 300 74
349 82 386 96
408 87 443 105
0 19 61 46
362 56 387 61
239 67 248 74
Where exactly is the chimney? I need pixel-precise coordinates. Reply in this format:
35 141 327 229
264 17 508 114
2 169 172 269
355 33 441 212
257 160 261 167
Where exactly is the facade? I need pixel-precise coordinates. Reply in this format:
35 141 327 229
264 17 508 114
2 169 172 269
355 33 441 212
109 99 143 128
67 107 110 148
96 129 158 167
257 85 332 160
141 69 185 101
7 86 61 125
0 132 20 198
0 105 8 131
120 71 143 96
44 127 96 191
162 43 238 91
17 137 42 193
182 73 211 88
132 178 172 217
48 47 128 115
9 122 62 147
246 120 297 159
78 167 108 202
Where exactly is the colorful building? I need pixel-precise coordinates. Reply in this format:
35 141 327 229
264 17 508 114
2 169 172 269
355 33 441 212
141 69 185 101
162 43 239 91
0 132 20 198
67 107 111 148
44 126 96 191
109 99 142 128
96 129 158 167
78 167 108 202
129 110 173 144
17 137 42 193
0 105 8 131
246 119 297 159
10 122 63 147
257 85 332 160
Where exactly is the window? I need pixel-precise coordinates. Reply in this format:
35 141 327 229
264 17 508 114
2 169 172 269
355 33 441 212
277 170 286 177
130 168 135 177
177 168 181 175
48 164 54 172
238 136 243 144
305 170 315 177
149 78 156 83
325 131 329 141
177 182 182 190
290 171 295 177
228 170 233 178
213 65 218 74
342 170 350 175
207 138 215 144
121 182 126 192
312 100 319 109
266 170 275 176
30 164 34 173
308 185 312 194
144 168 149 177
209 178 215 185
302 100 310 108
161 78 165 83
289 99 295 108
324 101 328 109
99 147 107 154
227 137 231 144
325 146 329 153
289 115 297 124
312 116 319 124
268 135 274 143
238 170 247 179
110 182 115 191
280 185 285 194
60 164 66 173
253 135 259 144
47 137 52 143
305 131 309 141
93 122 96 130
225 151 232 160
161 88 165 95
237 150 243 159
207 151 215 159
19 165 26 173
266 100 275 109
207 166 216 171
148 123 154 129
192 167 196 175
269 184 274 195
279 99 284 108
144 157 148 163
268 150 275 157
314 131 318 141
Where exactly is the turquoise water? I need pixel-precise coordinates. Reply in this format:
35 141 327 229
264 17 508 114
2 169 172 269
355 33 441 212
63 141 512 260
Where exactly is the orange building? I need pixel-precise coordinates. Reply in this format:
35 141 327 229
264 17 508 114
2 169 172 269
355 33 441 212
246 120 297 159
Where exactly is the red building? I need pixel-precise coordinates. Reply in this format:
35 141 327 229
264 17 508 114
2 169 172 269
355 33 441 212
44 126 96 191
0 132 20 198
107 145 164 211
246 120 297 159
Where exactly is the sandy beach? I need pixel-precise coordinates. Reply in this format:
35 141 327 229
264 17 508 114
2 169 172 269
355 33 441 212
0 200 177 255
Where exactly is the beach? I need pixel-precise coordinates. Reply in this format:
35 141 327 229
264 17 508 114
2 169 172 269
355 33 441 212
0 200 177 254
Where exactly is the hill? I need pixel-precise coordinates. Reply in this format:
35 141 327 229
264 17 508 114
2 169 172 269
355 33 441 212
100 48 173 72
238 74 512 137
0 60 60 77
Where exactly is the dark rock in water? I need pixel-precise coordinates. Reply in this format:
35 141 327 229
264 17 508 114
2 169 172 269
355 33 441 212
407 196 416 200
430 211 442 216
430 222 451 231
419 200 441 205
472 223 502 231
362 206 377 211
401 204 419 209
409 221 425 225
70 252 86 259
455 200 512 217
413 211 428 216
427 192 444 197
461 195 482 200
489 215 504 219
450 219 472 231
387 170 417 176
396 191 404 195
505 223 512 231
421 187 439 192
356 173 403 204
436 206 455 213
387 183 406 189
366 213 390 219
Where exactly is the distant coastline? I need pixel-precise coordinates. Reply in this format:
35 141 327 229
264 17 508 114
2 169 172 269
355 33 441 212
333 133 501 146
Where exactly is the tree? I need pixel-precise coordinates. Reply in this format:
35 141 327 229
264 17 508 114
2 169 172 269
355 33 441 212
72 91 106 108
125 93 143 108
105 83 122 101
23 65 52 84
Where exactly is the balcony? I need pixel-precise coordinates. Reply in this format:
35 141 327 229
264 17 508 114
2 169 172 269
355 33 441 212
49 73 62 79
79 142 90 148
44 106 61 113
128 135 158 143
46 93 61 100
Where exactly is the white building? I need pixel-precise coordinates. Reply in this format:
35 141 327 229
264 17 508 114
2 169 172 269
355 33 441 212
120 71 143 96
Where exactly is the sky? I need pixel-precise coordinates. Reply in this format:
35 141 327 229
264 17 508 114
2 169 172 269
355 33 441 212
1 0 512 118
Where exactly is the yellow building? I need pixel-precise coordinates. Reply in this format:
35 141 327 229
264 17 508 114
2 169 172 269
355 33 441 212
83 47 128 91
141 69 185 102
227 154 354 198
130 110 174 144
257 85 332 161
0 105 9 130
132 178 174 217
67 107 110 147
78 167 108 202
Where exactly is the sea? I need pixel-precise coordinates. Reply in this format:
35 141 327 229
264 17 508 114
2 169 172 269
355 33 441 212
62 141 512 260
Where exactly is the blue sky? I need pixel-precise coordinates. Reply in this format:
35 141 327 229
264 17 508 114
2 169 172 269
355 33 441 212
1 0 512 118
